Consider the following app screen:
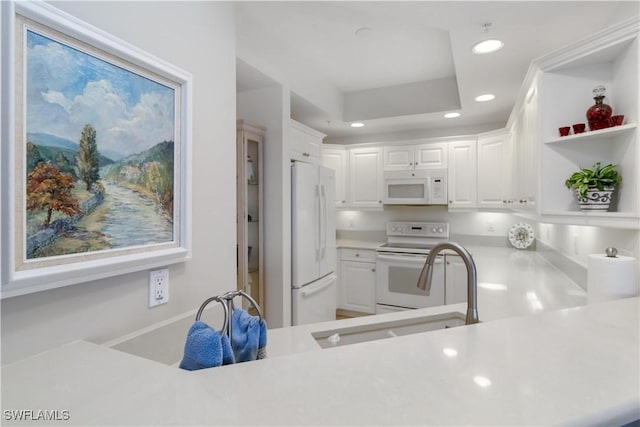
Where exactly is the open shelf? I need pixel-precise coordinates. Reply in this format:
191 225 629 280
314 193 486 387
545 123 637 144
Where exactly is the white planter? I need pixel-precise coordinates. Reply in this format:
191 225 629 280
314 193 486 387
577 187 614 211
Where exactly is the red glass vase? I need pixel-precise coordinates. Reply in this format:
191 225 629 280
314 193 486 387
586 86 612 131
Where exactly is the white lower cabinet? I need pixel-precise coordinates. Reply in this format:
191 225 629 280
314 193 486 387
338 249 376 314
445 255 467 305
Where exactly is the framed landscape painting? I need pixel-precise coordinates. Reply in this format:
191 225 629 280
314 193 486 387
1 2 192 297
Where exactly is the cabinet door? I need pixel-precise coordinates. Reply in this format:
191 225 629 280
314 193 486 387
322 148 348 207
290 125 309 163
477 133 512 209
414 142 448 169
339 260 376 314
445 255 467 305
383 145 414 170
349 147 383 209
448 140 477 208
236 121 265 315
290 120 324 165
513 87 538 211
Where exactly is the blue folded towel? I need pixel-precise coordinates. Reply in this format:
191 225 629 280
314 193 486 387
231 308 267 363
179 321 235 371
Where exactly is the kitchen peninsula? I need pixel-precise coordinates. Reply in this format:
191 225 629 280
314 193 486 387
2 296 638 426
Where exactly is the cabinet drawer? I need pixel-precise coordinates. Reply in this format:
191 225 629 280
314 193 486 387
341 248 376 262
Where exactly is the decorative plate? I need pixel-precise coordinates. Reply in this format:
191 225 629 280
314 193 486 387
508 223 535 249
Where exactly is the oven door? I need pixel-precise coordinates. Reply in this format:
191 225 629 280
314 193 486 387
375 252 445 310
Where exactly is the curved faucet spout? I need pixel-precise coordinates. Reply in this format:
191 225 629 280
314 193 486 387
417 242 479 325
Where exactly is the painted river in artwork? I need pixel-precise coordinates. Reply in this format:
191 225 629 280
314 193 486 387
31 181 173 258
100 181 173 248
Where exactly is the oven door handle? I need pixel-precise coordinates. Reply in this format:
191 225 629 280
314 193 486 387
376 254 444 263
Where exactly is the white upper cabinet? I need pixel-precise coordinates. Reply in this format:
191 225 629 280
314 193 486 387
535 19 638 227
477 132 513 209
322 146 349 208
383 142 448 171
512 81 539 212
349 147 384 209
290 119 325 165
383 145 414 170
414 143 448 169
447 140 477 209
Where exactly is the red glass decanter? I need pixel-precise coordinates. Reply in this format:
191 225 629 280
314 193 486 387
586 85 612 131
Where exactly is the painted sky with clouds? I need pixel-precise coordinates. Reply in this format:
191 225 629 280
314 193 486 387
27 30 175 160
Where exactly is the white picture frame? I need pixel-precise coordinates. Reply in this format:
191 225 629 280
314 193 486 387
1 1 192 298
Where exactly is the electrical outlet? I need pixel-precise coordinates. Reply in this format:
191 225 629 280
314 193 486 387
149 268 169 307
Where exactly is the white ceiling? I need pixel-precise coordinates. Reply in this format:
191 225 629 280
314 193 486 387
236 1 638 143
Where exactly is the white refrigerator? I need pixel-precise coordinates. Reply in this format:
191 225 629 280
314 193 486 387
291 161 337 326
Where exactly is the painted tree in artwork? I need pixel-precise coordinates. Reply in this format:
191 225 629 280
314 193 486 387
26 162 81 228
76 124 100 191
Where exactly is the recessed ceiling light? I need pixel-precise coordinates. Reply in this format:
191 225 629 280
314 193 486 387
350 122 365 128
475 94 495 102
472 39 504 54
444 112 460 118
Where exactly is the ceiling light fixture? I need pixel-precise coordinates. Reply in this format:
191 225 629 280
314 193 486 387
475 94 495 102
350 122 365 128
444 112 460 118
472 39 504 54
472 23 504 54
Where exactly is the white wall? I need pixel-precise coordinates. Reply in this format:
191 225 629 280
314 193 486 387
237 87 292 328
1 1 237 364
536 222 639 266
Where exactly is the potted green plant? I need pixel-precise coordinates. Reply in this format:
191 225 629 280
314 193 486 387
564 162 621 211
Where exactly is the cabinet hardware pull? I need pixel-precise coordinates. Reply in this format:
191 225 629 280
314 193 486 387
355 253 360 257
371 268 376 272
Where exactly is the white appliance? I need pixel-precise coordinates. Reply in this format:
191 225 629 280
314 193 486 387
291 161 337 325
382 169 447 205
375 221 449 313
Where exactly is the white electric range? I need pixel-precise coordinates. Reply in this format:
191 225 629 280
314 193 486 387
375 221 449 313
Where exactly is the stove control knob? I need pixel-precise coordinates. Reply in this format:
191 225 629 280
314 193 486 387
431 227 437 233
437 227 444 233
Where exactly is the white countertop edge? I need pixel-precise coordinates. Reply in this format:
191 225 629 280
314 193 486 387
2 298 638 426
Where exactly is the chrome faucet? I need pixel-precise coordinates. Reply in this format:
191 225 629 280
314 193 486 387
417 242 479 325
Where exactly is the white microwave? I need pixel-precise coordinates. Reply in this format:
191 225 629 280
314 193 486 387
382 169 447 205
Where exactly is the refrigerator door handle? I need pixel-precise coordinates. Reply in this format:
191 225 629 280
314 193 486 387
320 184 327 259
301 276 334 297
316 184 321 262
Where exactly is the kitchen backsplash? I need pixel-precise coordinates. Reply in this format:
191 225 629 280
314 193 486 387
335 206 639 269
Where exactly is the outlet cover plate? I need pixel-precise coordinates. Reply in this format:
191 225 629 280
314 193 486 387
149 268 169 307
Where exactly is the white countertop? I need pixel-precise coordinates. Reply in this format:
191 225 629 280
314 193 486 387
2 298 638 426
336 238 384 250
271 244 588 357
3 244 637 426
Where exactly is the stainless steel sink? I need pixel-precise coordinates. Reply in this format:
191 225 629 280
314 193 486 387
312 312 466 349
